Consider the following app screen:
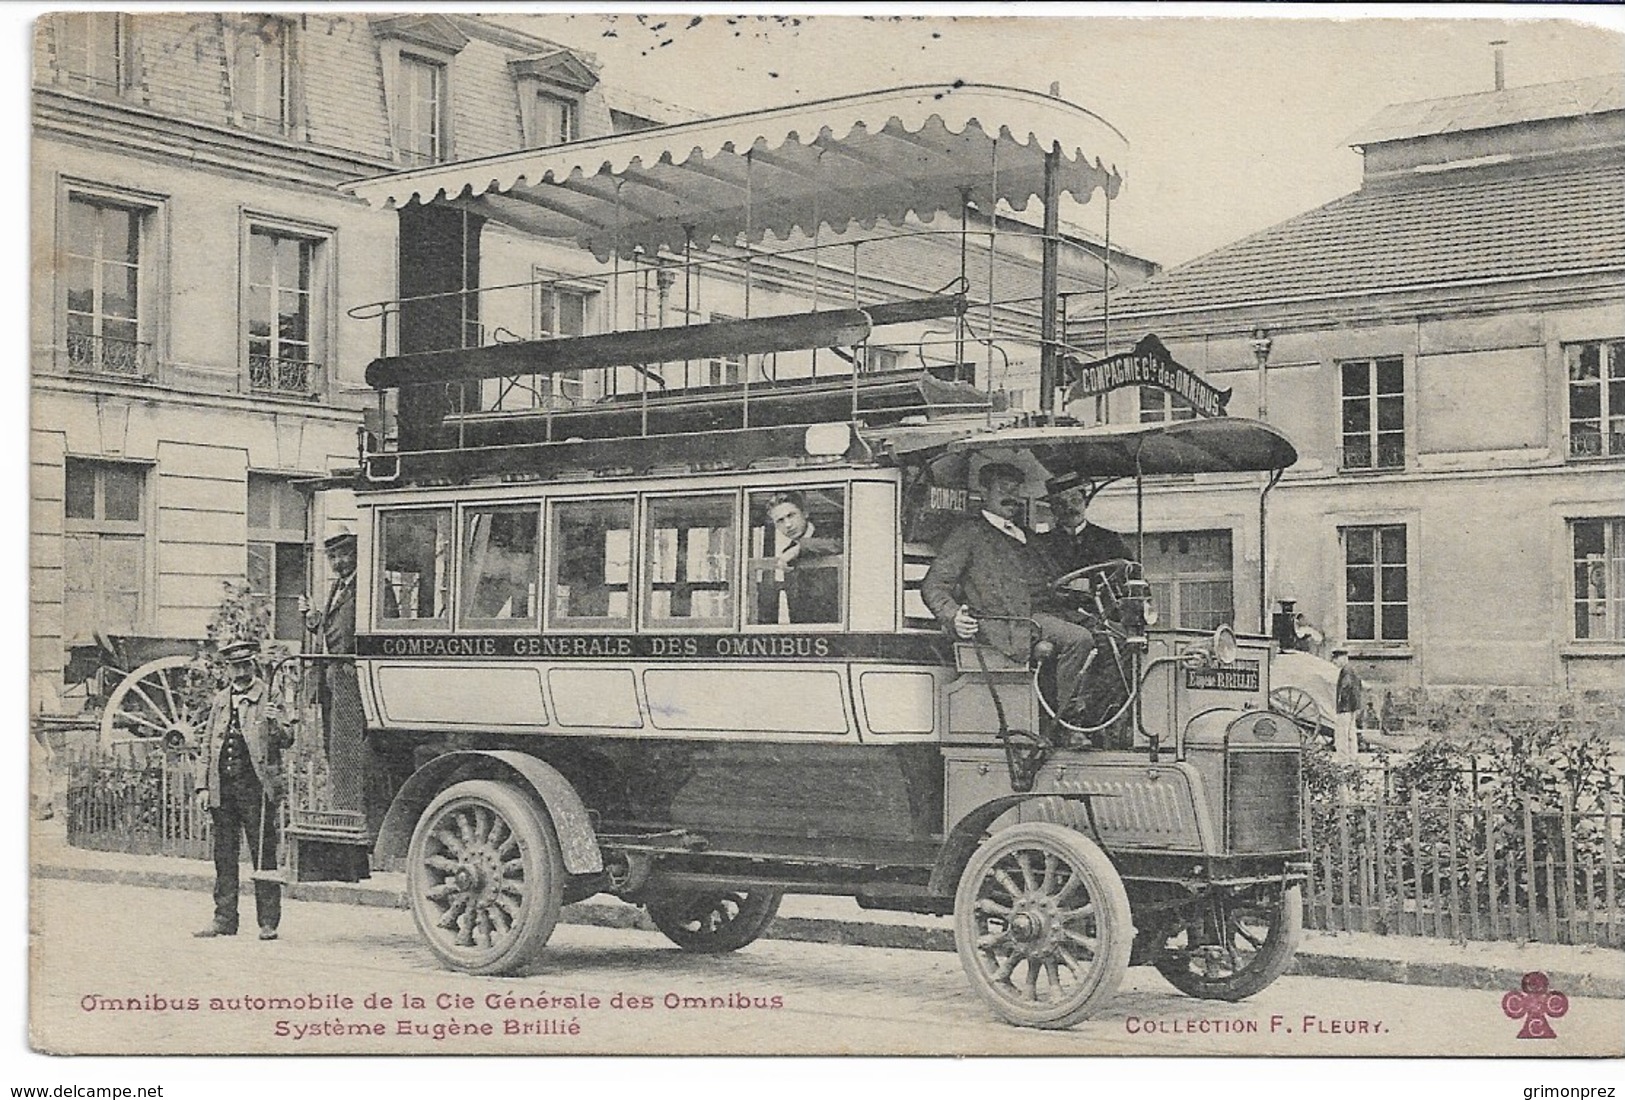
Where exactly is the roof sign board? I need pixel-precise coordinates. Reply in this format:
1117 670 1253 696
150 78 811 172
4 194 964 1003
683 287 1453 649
1062 334 1231 417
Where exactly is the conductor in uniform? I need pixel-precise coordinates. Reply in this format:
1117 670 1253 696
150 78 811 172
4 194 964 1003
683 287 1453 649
194 640 291 941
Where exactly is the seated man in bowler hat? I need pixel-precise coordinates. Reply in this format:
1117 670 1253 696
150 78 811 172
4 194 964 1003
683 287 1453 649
1038 475 1133 577
194 639 292 941
921 462 1100 720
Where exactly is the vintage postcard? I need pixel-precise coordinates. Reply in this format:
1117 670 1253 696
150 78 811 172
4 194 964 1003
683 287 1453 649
24 6 1625 1065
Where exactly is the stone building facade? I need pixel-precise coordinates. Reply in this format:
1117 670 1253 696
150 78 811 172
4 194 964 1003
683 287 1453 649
29 12 687 700
1069 75 1624 728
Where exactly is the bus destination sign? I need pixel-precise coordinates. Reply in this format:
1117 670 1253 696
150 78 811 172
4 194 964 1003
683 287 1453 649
1185 658 1260 692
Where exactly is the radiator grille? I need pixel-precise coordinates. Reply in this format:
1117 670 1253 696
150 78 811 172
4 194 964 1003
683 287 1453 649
1228 750 1301 853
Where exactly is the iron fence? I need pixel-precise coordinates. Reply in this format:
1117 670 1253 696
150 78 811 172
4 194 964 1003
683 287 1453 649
64 745 1625 947
1302 763 1623 947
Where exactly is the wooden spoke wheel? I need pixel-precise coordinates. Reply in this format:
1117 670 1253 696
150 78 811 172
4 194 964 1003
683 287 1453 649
1269 687 1326 738
953 822 1132 1029
1155 885 1303 1001
1261 685 1326 737
407 780 564 976
99 655 205 751
646 889 782 953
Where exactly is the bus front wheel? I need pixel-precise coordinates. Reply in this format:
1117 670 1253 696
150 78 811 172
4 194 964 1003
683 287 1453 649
407 779 565 976
953 823 1132 1029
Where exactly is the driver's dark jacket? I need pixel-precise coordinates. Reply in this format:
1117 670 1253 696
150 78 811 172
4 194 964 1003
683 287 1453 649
1036 522 1133 577
921 515 1054 662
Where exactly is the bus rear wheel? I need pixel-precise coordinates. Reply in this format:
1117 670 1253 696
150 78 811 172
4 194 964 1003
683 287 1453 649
646 888 782 953
1155 885 1302 1001
407 779 564 976
953 822 1132 1029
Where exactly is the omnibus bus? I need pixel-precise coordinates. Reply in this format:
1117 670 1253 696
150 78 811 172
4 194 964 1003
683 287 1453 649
282 84 1309 1030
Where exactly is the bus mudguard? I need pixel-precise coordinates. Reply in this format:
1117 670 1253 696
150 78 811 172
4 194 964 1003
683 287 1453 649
928 794 1102 897
376 750 604 875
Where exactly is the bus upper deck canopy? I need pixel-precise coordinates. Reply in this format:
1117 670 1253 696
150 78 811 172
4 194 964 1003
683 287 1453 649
346 83 1127 262
877 418 1300 480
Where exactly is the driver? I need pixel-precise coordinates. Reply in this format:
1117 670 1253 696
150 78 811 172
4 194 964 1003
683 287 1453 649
921 462 1100 722
1038 477 1133 576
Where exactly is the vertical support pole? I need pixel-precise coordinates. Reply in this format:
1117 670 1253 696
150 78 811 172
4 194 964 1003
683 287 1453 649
742 151 753 430
986 138 998 419
1097 188 1111 424
956 188 969 379
1038 141 1061 417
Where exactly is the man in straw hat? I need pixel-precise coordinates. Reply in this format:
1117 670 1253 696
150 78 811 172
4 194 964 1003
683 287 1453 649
922 462 1100 720
194 639 291 941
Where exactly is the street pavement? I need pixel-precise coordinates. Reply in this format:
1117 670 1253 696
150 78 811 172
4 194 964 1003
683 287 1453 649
29 877 1625 1057
31 816 1625 1003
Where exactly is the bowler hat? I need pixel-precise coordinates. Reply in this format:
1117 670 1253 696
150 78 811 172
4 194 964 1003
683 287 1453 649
219 639 260 663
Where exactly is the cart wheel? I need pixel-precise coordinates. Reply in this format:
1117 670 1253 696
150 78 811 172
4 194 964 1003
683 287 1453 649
1268 687 1326 738
407 780 564 976
99 655 205 750
1155 885 1303 1001
646 889 782 953
953 822 1132 1029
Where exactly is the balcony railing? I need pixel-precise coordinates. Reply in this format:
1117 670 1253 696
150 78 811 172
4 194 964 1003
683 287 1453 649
1568 429 1625 460
65 332 152 380
1338 438 1405 472
248 354 321 398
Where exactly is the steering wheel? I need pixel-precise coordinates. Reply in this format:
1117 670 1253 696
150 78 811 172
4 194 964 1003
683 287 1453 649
1050 558 1137 601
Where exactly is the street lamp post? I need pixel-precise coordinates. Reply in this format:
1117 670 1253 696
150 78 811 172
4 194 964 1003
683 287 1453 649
1251 327 1273 421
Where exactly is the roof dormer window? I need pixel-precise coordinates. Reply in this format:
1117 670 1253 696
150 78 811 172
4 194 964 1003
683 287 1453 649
372 14 469 165
510 49 598 148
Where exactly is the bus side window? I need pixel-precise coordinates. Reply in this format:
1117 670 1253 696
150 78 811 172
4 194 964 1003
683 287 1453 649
460 504 540 627
549 498 633 629
378 508 453 626
745 487 845 627
645 493 736 629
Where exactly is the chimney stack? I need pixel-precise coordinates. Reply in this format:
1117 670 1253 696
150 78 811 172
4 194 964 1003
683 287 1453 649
1491 39 1507 91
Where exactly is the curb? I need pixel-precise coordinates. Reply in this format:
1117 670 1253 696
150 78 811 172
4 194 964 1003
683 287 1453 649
34 861 1625 1000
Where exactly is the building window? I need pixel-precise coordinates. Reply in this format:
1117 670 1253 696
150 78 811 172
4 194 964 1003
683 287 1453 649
866 346 902 374
56 12 127 95
461 505 540 628
1566 339 1625 459
63 459 146 641
378 509 453 627
231 15 293 133
645 495 736 629
63 193 150 379
705 312 747 387
396 54 446 166
1340 357 1404 470
1143 530 1232 631
534 93 578 146
245 226 323 397
482 281 597 411
1572 518 1625 641
549 499 633 628
1343 524 1408 643
1139 387 1197 424
246 475 310 643
511 49 598 146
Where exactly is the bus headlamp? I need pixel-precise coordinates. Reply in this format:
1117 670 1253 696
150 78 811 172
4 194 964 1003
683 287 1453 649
1212 625 1238 665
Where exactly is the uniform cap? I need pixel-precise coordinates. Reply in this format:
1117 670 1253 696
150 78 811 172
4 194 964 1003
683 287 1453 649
219 639 260 663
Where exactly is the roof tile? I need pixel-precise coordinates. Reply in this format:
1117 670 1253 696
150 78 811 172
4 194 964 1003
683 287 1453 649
1082 158 1625 318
